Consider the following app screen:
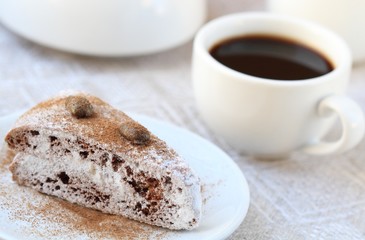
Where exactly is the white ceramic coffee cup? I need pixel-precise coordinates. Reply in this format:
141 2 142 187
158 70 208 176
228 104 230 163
192 12 365 158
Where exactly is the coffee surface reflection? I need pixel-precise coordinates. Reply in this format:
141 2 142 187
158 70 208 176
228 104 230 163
210 35 333 80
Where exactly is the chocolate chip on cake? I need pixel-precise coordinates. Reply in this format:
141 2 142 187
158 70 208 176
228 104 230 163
65 96 94 118
119 121 150 145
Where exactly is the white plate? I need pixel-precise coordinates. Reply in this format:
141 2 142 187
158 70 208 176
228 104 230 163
0 111 250 240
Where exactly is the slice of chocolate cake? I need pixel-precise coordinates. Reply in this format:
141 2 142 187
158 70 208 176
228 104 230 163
5 92 202 230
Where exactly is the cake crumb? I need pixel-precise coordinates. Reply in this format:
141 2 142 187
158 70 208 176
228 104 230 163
0 145 172 239
0 144 14 172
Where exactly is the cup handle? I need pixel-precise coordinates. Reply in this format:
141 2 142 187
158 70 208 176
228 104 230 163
302 95 365 155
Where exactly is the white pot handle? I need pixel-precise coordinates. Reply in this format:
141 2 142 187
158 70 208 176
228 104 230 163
302 95 365 155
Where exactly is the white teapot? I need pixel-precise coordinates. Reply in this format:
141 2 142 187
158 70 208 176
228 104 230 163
0 0 206 56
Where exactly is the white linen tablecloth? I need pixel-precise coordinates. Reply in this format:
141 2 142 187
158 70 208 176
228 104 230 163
1 1 365 239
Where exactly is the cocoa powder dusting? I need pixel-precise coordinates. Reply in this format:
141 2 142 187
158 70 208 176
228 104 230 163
13 93 177 158
36 198 166 239
0 145 171 239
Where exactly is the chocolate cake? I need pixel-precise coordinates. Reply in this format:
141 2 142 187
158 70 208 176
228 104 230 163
5 92 202 230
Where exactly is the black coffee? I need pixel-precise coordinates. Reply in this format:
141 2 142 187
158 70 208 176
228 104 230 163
210 35 334 80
